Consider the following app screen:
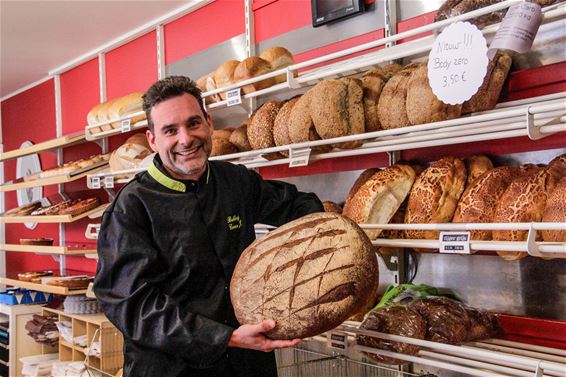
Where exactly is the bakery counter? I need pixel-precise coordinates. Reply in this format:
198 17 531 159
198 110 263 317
0 278 87 296
0 131 85 162
1 203 109 224
0 243 96 256
0 163 108 192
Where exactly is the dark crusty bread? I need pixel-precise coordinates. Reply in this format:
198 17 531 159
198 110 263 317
229 122 252 152
404 157 467 248
378 63 422 130
542 176 566 242
406 63 462 125
360 64 401 133
494 165 564 260
247 101 283 150
230 212 379 340
273 96 301 156
323 201 342 214
343 164 417 240
462 52 512 114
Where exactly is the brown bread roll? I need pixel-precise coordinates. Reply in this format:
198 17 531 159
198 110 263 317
343 164 417 240
229 122 252 152
323 201 342 214
211 137 238 157
247 101 283 161
542 176 566 242
406 64 462 125
465 154 494 185
465 307 500 341
212 128 234 140
231 212 379 340
358 306 426 364
453 167 520 240
273 96 301 156
214 60 241 100
378 63 421 130
404 157 467 248
288 90 331 153
310 78 365 149
493 165 563 260
463 52 512 114
260 46 295 84
233 57 275 94
108 92 146 129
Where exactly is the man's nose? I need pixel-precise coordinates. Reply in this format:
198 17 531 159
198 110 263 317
177 127 194 144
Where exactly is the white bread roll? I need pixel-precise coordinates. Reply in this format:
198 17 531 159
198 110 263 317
107 92 146 129
214 60 241 100
260 46 295 84
233 57 275 94
109 133 152 172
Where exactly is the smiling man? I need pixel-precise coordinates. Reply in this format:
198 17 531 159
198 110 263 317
93 76 323 377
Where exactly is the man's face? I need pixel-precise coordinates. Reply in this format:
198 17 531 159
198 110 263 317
146 93 213 180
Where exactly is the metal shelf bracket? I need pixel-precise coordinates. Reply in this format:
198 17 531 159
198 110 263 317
288 146 311 168
526 107 545 140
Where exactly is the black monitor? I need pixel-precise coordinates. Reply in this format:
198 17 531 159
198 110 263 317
312 0 365 28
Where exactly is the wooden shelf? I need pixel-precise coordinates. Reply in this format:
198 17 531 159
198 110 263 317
0 163 108 192
0 132 86 162
0 278 87 295
1 203 108 224
0 244 96 255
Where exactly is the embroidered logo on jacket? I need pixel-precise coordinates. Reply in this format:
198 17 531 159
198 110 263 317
227 215 243 230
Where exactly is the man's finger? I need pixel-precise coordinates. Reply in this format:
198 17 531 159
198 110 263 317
258 319 276 332
267 339 301 349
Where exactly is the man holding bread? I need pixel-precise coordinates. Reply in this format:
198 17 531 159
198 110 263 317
94 75 323 377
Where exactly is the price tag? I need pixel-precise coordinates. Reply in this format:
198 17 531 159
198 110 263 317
488 2 542 59
91 176 101 189
226 88 242 107
439 231 472 254
121 118 132 133
104 175 114 188
288 147 311 168
327 331 348 350
428 22 488 105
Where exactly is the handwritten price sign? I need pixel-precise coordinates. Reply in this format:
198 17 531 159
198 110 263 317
428 22 488 105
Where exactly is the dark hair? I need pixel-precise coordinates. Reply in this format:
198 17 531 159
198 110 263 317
142 75 207 132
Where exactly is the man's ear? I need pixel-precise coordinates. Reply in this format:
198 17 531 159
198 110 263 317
146 129 159 153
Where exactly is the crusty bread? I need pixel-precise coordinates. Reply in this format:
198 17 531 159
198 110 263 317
229 122 252 152
406 63 462 125
346 168 381 204
378 63 421 130
462 52 512 114
310 78 365 149
212 128 234 140
542 176 566 242
343 164 417 240
230 212 379 340
214 60 240 100
234 57 275 94
548 153 566 175
493 165 563 260
453 167 519 240
360 64 402 133
288 90 331 153
404 157 467 248
273 96 300 156
196 72 219 104
108 92 145 129
86 102 106 135
211 137 239 157
260 46 295 84
247 101 283 151
109 134 152 172
465 155 494 186
323 201 342 214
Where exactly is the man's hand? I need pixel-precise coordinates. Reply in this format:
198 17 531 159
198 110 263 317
228 319 302 352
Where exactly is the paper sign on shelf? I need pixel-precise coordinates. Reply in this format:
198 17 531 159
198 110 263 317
439 231 472 254
91 177 101 189
104 176 114 188
121 119 131 133
226 88 242 107
327 330 348 350
488 2 542 59
428 21 488 105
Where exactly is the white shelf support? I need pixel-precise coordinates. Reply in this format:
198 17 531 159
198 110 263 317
157 24 165 79
288 146 311 168
526 106 545 140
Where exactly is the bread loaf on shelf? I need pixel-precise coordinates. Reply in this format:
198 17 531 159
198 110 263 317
343 164 417 240
214 60 241 100
377 63 421 130
465 155 494 186
211 129 238 157
542 176 566 242
231 212 379 340
361 64 401 133
229 121 252 152
273 96 301 156
247 101 283 154
322 201 342 214
404 157 467 248
493 164 564 260
345 168 381 204
288 90 331 153
259 46 295 84
233 57 275 94
109 133 152 173
107 92 145 129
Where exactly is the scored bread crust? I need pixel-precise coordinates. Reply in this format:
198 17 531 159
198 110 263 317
342 164 417 240
493 165 564 260
542 176 566 242
404 157 467 248
230 212 378 340
406 64 462 125
453 166 519 240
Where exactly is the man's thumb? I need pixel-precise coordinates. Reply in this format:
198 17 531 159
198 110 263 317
260 319 276 332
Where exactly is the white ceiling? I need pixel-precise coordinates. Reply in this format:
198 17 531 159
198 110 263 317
0 0 192 99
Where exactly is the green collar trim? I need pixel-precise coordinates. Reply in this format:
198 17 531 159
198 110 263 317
147 160 210 192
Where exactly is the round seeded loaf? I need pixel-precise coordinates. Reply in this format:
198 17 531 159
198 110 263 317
273 96 301 156
377 63 421 130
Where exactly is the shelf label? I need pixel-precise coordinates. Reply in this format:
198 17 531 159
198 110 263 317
104 175 114 188
289 147 311 168
488 2 542 59
439 231 472 254
327 331 348 350
121 119 132 133
91 176 101 189
428 21 488 105
226 88 242 107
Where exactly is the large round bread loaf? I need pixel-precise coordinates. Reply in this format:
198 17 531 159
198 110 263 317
273 96 300 156
343 164 416 240
493 165 563 260
288 90 331 153
259 46 295 84
542 176 566 242
108 92 145 129
404 157 467 248
453 167 519 240
462 51 512 114
377 63 421 130
406 64 462 125
233 57 275 94
345 168 380 204
231 212 379 340
214 60 240 100
229 122 252 152
361 69 388 133
465 155 493 185
247 101 282 150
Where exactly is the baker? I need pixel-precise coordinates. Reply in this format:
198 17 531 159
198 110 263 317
94 75 324 377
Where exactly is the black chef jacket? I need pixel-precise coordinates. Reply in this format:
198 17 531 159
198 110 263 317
94 155 323 377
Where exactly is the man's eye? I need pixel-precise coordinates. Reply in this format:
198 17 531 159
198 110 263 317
164 128 176 135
